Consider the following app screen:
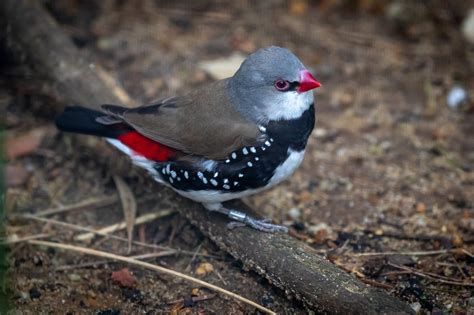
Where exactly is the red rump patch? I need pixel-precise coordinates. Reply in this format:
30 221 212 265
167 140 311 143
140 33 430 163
118 131 177 162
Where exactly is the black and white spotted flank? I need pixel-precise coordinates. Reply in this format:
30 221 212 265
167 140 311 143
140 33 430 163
146 104 315 203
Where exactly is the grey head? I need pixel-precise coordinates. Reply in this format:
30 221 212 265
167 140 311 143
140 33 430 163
228 46 320 124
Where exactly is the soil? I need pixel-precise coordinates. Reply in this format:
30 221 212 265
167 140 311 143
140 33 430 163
3 1 474 314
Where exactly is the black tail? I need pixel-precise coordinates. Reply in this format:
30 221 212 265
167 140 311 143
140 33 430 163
55 106 130 138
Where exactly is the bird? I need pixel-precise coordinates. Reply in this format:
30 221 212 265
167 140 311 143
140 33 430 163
55 46 321 233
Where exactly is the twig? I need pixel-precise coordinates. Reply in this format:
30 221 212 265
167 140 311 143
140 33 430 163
461 248 473 258
380 270 412 277
0 233 51 245
214 269 228 286
55 250 178 271
360 278 393 290
55 260 110 271
35 194 159 217
363 229 451 244
185 243 203 273
451 255 468 280
388 263 474 287
166 294 217 305
18 214 225 259
113 175 137 254
131 250 178 260
354 250 449 257
35 196 118 217
74 211 174 242
27 240 276 315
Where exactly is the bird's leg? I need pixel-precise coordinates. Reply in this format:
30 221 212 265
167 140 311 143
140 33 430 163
203 203 288 233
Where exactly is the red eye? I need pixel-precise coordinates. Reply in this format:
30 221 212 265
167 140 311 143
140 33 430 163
274 80 290 91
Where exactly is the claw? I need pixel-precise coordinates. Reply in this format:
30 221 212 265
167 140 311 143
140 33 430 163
227 221 246 229
227 211 288 233
244 216 288 233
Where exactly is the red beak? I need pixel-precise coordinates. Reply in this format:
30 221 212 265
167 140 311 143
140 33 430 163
297 70 321 93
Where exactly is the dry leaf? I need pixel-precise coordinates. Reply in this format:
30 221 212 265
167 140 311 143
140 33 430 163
452 233 463 247
416 202 426 213
6 127 48 159
290 0 308 16
113 176 137 254
170 302 185 315
111 268 137 287
195 262 214 276
199 53 245 80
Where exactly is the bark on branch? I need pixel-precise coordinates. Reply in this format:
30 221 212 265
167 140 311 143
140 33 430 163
0 0 413 313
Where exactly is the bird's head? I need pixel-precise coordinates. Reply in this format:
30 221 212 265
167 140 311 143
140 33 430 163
229 46 320 123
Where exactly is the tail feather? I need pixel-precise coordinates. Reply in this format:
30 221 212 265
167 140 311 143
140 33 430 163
56 106 178 162
55 106 129 138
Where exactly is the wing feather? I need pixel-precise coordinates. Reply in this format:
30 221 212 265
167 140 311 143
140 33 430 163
112 80 261 160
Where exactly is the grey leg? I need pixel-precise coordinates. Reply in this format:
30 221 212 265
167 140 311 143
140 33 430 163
203 203 288 233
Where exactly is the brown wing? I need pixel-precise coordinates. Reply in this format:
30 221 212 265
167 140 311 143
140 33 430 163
120 79 261 160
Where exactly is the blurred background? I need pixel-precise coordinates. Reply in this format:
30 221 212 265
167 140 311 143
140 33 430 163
2 0 474 313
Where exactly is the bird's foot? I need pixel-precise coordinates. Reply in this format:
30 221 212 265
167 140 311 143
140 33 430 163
203 202 288 233
227 210 288 233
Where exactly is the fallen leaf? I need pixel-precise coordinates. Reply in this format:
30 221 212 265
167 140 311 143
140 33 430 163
416 202 426 213
170 302 184 315
6 164 29 187
195 262 214 276
6 127 48 159
113 176 137 254
111 268 137 288
290 0 308 16
452 233 463 247
199 53 245 80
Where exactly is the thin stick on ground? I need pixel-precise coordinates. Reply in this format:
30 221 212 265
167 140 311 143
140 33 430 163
1 233 51 245
55 250 179 271
35 196 118 217
27 240 276 315
354 249 450 257
35 194 159 217
113 175 137 254
388 263 474 287
19 214 224 259
74 210 173 242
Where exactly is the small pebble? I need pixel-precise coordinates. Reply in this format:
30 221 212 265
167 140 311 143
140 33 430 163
410 302 421 313
68 274 81 282
288 207 302 220
20 291 29 300
447 86 467 109
314 128 328 138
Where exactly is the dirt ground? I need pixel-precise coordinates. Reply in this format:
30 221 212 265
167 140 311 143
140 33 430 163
3 0 474 314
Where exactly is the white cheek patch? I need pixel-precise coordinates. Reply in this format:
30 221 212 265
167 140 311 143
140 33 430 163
265 91 313 121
